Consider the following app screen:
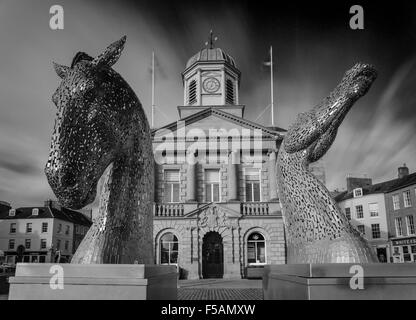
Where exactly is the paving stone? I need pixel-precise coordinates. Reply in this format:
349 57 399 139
178 288 263 300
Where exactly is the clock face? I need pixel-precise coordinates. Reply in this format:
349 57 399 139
203 77 221 93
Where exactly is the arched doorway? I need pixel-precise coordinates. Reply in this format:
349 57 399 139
202 232 223 278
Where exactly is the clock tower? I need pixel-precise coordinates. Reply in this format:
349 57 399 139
181 31 241 108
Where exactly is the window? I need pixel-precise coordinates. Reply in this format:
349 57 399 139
353 188 363 198
225 79 235 104
160 233 178 265
371 224 381 239
65 241 69 250
163 170 180 203
357 225 365 235
58 223 62 233
345 208 351 220
406 215 415 235
40 239 47 249
26 223 32 233
39 256 46 263
42 222 48 233
404 190 412 208
188 80 197 105
369 203 379 217
245 168 261 202
25 239 31 249
395 217 404 237
65 225 70 235
247 233 266 264
9 239 15 250
10 223 16 233
355 205 364 219
6 256 15 264
205 169 220 202
393 194 400 210
56 239 61 250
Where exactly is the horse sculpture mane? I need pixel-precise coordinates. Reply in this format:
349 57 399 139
45 36 154 264
276 63 379 264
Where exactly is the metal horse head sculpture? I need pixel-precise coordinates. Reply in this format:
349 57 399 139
45 37 154 264
276 63 379 263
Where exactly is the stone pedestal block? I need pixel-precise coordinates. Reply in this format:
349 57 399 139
263 263 416 300
8 263 178 300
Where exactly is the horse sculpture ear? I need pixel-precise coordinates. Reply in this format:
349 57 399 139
92 36 126 68
53 62 69 79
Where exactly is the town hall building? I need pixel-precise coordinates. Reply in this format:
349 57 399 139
151 38 287 279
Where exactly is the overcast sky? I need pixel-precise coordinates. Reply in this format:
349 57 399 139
0 0 415 207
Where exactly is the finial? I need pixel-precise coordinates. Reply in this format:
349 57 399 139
205 30 218 49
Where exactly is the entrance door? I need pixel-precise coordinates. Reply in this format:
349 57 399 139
202 232 223 278
376 248 387 263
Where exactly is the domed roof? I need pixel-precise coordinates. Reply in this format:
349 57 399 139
185 47 237 69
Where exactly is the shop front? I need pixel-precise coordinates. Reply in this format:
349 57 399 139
390 237 416 263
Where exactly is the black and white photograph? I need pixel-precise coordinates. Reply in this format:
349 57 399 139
0 0 416 306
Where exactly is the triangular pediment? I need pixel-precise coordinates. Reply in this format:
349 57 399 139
184 202 241 219
152 107 285 141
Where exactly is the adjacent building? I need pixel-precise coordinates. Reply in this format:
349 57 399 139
384 165 416 263
335 165 416 263
0 200 91 264
335 177 389 262
151 40 288 279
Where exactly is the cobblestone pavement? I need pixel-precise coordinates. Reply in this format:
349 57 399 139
178 279 263 300
178 288 263 300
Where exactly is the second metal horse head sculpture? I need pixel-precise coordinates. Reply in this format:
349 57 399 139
276 63 379 264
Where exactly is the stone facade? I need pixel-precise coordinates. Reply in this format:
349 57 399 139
153 203 285 279
151 41 287 279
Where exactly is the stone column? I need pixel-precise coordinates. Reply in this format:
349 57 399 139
186 153 197 202
228 150 240 202
268 150 278 201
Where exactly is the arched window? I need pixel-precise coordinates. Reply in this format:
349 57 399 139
247 232 266 265
160 232 178 265
225 79 235 105
188 80 197 105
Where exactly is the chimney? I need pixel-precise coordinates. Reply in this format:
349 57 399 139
398 163 409 179
346 176 373 193
44 199 62 210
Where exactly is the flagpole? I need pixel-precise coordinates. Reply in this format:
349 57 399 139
270 46 274 127
151 51 155 129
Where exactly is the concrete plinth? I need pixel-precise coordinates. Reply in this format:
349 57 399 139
263 263 416 300
8 263 178 300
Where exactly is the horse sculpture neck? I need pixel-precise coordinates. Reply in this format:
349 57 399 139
71 98 154 264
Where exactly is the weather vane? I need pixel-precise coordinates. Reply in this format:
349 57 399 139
205 30 218 49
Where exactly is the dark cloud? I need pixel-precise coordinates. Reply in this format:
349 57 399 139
0 157 39 175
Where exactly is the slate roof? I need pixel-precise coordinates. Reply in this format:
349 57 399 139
335 172 416 202
0 204 91 226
